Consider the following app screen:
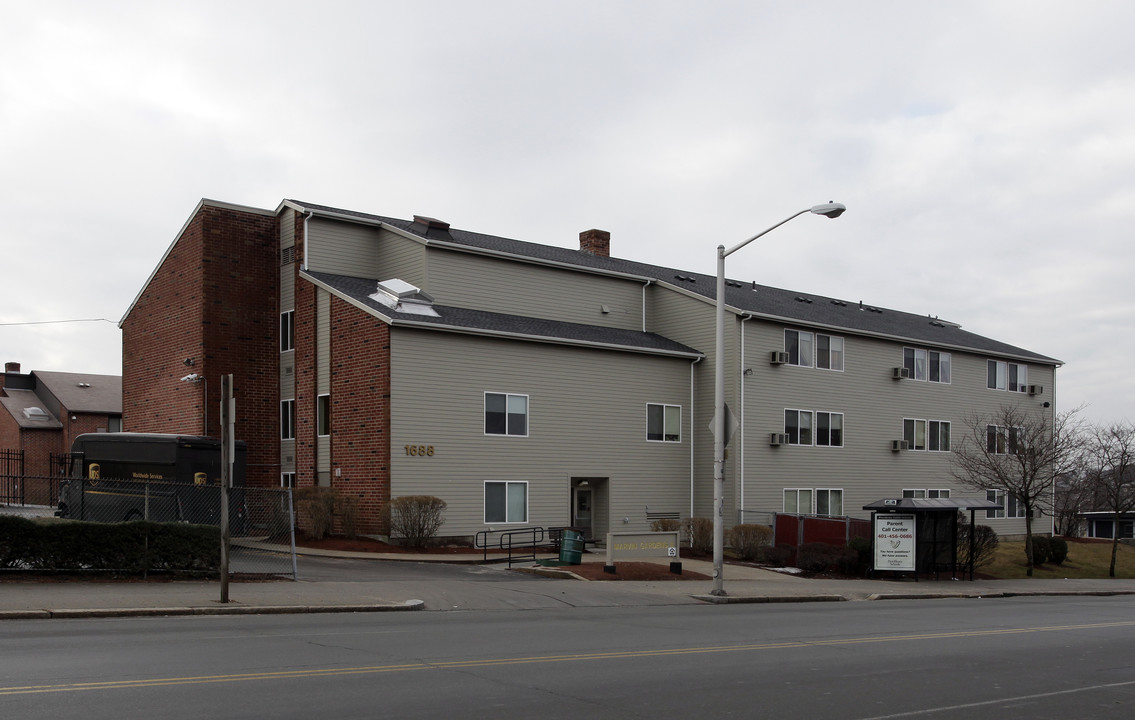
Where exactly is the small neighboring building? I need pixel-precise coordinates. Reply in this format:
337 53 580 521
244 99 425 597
0 362 123 477
121 198 1061 542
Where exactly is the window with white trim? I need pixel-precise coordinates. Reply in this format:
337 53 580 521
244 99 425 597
485 393 528 436
987 360 1027 392
317 394 330 437
903 488 950 499
816 334 844 371
903 418 951 452
784 409 813 445
784 329 813 367
1006 493 1027 518
783 488 813 514
280 310 295 352
816 488 843 516
815 412 844 447
485 481 527 523
281 399 295 440
987 425 1024 455
281 472 296 489
646 404 681 442
904 348 951 383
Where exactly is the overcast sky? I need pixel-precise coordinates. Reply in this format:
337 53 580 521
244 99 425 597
2 1 1133 425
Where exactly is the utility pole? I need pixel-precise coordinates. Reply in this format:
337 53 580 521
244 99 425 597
219 374 234 603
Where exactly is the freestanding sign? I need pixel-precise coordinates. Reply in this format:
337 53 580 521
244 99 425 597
873 514 916 572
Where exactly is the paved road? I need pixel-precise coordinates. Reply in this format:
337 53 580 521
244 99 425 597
3 594 1134 719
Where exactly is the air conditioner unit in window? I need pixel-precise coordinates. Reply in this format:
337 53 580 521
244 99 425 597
769 432 789 446
770 351 789 365
891 439 909 452
892 367 910 380
1028 384 1043 396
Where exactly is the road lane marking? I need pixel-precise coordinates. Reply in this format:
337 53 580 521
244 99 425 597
4 619 1134 696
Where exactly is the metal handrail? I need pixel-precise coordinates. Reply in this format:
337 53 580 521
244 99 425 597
475 527 547 567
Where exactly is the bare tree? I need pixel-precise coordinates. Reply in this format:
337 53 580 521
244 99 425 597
1083 422 1135 577
950 405 1083 576
1052 469 1092 537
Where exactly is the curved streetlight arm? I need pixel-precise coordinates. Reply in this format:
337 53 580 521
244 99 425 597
710 201 845 597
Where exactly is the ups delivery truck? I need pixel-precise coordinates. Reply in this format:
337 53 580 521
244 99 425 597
56 432 246 526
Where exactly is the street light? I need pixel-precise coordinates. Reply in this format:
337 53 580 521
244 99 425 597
710 202 846 596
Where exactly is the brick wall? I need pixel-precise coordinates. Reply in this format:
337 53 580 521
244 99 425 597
328 295 392 534
121 203 280 487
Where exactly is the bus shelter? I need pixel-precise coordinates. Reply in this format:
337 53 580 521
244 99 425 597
863 497 1002 580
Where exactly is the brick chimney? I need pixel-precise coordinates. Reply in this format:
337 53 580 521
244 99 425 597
4 362 19 373
579 229 610 257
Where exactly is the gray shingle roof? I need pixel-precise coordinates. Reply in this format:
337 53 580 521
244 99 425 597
304 271 702 359
290 200 1059 364
33 371 122 414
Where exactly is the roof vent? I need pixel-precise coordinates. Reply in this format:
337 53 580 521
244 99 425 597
369 279 440 317
413 215 450 231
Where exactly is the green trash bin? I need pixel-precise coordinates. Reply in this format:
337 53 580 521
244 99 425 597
559 529 584 565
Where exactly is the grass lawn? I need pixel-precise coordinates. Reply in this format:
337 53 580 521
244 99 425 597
984 537 1135 579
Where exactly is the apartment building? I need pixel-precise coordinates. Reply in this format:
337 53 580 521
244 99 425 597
120 199 1060 540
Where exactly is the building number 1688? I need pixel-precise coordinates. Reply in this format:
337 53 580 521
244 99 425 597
404 445 435 456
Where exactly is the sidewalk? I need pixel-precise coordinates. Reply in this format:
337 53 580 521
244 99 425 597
2 545 1134 620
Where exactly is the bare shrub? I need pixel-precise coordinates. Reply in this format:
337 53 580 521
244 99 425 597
728 524 772 561
388 495 447 548
650 518 681 533
956 516 999 570
334 494 360 539
683 517 713 555
294 487 336 541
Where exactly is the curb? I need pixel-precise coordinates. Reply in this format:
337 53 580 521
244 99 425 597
0 599 425 621
691 594 847 604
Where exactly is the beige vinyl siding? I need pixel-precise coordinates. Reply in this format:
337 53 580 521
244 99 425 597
306 217 380 278
647 285 723 519
736 319 1058 534
425 249 645 330
389 329 692 538
375 228 426 288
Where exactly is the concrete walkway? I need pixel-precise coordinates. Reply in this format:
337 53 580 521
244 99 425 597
3 545 1134 620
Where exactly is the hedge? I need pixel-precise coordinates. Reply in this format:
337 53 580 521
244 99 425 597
0 515 220 575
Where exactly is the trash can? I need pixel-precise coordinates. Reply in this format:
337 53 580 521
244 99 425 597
559 529 584 565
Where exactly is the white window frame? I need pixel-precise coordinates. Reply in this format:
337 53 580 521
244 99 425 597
783 488 813 514
815 411 844 447
280 310 295 353
485 392 528 437
784 409 814 445
903 488 951 499
784 329 814 368
903 347 928 381
928 420 951 452
646 403 682 443
987 424 1025 455
281 472 296 489
929 351 951 384
1006 493 1027 518
484 481 528 524
986 489 1006 518
903 418 927 451
816 334 844 372
988 360 1028 392
815 488 843 516
317 394 331 437
281 399 296 440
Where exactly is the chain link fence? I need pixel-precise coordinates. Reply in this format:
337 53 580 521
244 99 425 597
2 475 296 578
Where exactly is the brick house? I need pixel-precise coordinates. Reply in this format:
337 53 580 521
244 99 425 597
0 362 122 478
121 198 1060 542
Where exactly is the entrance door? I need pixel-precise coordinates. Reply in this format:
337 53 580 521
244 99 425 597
573 487 593 539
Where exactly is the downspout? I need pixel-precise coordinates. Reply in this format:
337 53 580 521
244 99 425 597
690 356 702 519
301 211 313 271
641 279 654 331
739 314 754 524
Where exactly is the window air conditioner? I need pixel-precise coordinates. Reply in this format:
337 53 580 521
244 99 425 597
892 367 910 380
769 432 789 446
770 351 789 365
891 439 909 452
1028 385 1043 396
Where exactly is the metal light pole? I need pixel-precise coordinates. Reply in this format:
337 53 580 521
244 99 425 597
710 202 846 596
